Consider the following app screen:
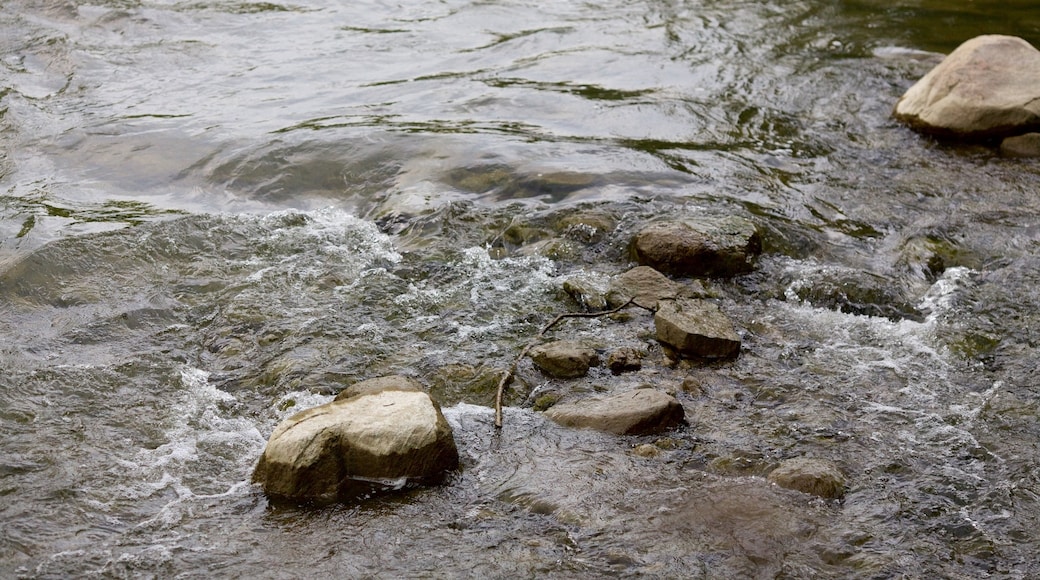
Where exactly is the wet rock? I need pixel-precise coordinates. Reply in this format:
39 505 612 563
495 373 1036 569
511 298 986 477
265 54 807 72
555 211 616 243
785 266 922 321
606 265 701 309
253 390 459 502
1000 133 1040 157
562 274 610 310
334 374 422 401
631 216 761 277
607 347 643 374
654 298 741 360
528 340 600 379
632 443 662 458
543 388 685 435
767 458 846 499
515 237 582 261
894 35 1040 140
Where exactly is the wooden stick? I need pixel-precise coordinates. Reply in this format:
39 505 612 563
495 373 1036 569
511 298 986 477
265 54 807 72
494 297 637 429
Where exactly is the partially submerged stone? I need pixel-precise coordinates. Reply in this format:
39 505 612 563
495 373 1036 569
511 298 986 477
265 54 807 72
1000 133 1040 158
894 35 1040 140
631 217 761 278
654 298 741 360
543 388 685 435
253 390 459 502
529 340 600 379
767 458 846 500
606 265 699 309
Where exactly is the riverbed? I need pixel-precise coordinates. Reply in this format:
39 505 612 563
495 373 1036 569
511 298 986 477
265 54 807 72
2 1 1040 578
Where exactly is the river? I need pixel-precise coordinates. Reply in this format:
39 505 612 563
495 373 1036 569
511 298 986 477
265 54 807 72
2 0 1040 578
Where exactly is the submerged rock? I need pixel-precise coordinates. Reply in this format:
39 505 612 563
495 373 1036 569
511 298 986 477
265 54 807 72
253 390 459 502
767 458 846 499
631 216 761 278
654 298 741 360
529 340 600 379
893 35 1040 140
606 265 701 309
543 388 685 435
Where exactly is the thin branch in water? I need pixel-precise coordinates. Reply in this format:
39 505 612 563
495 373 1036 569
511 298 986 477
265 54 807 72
494 297 640 429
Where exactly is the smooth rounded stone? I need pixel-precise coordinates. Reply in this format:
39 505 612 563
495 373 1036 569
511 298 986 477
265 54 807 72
1000 133 1040 157
528 340 600 379
606 265 702 309
543 388 686 435
607 347 643 374
253 390 459 502
893 35 1040 139
654 298 740 360
334 374 422 401
631 216 761 278
767 458 846 499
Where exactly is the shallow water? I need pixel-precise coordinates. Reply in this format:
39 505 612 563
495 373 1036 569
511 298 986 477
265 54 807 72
3 0 1040 578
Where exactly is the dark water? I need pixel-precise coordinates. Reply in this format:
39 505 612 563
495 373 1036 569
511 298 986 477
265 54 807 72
3 1 1040 578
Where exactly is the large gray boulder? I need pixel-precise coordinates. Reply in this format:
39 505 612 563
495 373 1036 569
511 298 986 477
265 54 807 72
253 390 459 502
654 298 741 360
543 388 685 435
631 217 761 278
894 35 1040 139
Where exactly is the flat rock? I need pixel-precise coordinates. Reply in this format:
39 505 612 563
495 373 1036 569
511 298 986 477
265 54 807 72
893 35 1040 139
631 217 761 278
529 340 600 379
654 298 741 360
253 390 459 502
543 388 685 435
767 458 846 499
606 265 699 309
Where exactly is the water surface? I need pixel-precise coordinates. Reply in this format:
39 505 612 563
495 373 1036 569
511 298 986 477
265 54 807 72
2 0 1040 577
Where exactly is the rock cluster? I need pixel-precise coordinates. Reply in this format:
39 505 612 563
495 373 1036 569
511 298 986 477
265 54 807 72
894 34 1040 153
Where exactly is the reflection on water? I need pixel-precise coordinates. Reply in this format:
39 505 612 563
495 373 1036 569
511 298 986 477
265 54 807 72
2 0 1040 578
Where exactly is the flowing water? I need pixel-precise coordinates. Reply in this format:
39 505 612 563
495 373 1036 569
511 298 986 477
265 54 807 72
3 0 1040 578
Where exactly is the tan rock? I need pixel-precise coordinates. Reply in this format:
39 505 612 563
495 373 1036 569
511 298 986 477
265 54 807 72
543 388 685 435
528 340 600 379
253 390 459 501
654 298 740 360
607 265 697 309
894 35 1040 139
